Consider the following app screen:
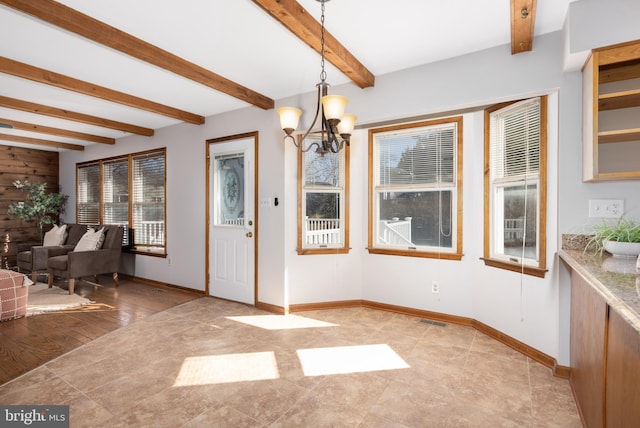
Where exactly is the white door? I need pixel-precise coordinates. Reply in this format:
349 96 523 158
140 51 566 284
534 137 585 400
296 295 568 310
207 134 256 304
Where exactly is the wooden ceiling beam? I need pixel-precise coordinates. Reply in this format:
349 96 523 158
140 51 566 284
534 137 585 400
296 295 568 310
0 57 204 125
0 132 84 151
511 0 537 54
0 96 154 136
0 0 274 110
0 118 115 144
252 0 375 89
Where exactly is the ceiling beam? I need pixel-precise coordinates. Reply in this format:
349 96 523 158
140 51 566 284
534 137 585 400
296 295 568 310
0 118 115 144
0 132 85 151
252 0 375 89
0 57 204 125
0 96 154 136
0 0 274 110
511 0 537 54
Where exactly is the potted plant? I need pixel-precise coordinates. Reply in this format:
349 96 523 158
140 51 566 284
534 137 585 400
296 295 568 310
8 180 69 241
586 217 640 258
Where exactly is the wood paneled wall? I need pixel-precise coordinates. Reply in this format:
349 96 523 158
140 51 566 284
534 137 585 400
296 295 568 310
0 145 60 268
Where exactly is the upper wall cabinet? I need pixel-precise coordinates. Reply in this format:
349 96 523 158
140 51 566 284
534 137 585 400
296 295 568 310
583 40 640 181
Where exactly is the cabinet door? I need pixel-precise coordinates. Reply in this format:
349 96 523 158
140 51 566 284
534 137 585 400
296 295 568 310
606 309 640 427
570 270 607 428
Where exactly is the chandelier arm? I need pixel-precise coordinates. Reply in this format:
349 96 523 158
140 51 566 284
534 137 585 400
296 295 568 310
322 115 342 153
300 141 321 153
298 85 323 143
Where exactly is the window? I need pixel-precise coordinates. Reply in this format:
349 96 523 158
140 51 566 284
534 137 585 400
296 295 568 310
484 97 547 277
132 151 165 248
102 158 128 227
76 148 166 255
297 134 349 254
76 163 100 224
368 117 463 259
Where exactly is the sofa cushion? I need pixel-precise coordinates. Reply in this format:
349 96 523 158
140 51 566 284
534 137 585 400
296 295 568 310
47 255 68 271
65 224 89 247
43 224 67 246
0 270 28 321
74 228 105 252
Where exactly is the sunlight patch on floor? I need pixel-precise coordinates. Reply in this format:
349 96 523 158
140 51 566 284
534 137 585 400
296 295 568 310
173 352 279 387
226 314 337 330
297 344 410 376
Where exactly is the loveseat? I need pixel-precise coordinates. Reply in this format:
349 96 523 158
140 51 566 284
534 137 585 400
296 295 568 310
47 225 124 295
17 223 88 282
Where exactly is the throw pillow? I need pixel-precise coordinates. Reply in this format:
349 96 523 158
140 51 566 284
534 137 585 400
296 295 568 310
42 224 67 246
74 227 106 252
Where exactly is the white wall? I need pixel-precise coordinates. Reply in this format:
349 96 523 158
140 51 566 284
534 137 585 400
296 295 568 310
57 0 640 366
350 35 562 360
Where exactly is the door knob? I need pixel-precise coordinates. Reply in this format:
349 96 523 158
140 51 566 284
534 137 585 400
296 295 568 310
246 232 253 238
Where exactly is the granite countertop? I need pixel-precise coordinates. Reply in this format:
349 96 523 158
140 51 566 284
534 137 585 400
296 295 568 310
559 247 640 333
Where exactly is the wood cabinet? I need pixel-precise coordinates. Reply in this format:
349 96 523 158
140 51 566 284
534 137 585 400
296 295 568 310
570 270 607 428
583 39 640 181
606 309 640 427
568 267 640 427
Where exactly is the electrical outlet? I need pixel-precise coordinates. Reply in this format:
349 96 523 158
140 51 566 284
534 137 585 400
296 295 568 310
589 199 624 218
431 282 439 293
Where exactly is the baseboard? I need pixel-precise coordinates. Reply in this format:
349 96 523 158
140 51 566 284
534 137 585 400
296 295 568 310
288 299 363 312
553 363 571 379
256 300 287 314
282 298 568 379
362 300 473 326
119 274 205 295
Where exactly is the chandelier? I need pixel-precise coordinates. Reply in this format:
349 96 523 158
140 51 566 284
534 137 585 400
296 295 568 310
277 0 356 155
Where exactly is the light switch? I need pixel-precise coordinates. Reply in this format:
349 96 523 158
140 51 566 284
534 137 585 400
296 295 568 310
259 197 272 208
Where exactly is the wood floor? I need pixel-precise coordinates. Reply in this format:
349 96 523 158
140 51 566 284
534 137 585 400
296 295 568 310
0 275 203 386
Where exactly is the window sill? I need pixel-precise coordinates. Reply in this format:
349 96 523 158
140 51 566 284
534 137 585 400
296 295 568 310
297 247 351 255
124 247 167 258
367 247 463 261
480 257 547 278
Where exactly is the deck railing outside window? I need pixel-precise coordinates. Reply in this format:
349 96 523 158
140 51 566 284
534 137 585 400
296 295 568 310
305 217 340 245
378 218 413 246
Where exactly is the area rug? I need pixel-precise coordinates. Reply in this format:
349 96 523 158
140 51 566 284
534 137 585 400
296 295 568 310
26 283 94 316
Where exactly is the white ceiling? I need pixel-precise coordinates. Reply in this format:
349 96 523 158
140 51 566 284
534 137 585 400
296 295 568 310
0 0 576 151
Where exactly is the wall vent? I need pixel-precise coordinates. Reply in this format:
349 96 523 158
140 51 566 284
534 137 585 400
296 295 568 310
419 319 447 327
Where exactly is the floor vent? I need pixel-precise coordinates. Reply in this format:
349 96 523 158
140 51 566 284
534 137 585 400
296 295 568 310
420 319 447 327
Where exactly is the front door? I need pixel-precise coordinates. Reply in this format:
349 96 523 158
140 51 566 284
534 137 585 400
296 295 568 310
206 133 256 304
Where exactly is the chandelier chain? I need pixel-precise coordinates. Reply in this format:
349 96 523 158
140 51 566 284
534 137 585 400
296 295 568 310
319 1 327 83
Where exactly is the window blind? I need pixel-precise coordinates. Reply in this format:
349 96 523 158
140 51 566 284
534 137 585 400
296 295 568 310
132 151 165 247
490 98 540 181
77 163 100 224
102 158 129 226
377 124 456 188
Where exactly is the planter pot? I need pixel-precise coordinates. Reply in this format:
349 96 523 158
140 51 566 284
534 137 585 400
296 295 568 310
603 240 640 258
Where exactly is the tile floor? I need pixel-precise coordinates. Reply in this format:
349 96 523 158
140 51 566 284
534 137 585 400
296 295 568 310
0 297 582 427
